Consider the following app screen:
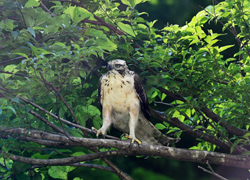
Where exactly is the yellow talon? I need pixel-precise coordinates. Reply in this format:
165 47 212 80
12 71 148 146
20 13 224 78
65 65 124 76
124 134 141 145
92 127 105 137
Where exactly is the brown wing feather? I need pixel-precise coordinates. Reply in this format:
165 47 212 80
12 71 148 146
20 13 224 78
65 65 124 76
133 74 150 120
98 75 103 112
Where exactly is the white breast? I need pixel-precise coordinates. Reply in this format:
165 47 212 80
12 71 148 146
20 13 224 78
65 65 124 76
101 70 140 130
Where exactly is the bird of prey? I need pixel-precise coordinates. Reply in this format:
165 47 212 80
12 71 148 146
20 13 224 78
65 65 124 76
93 59 180 145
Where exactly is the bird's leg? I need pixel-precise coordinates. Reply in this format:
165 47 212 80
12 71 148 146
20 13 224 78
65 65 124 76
126 103 141 146
92 105 112 138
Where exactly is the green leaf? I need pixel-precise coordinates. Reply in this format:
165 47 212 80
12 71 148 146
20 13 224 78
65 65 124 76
234 51 244 57
121 0 133 7
117 22 135 37
63 6 75 20
161 93 167 101
186 96 192 102
97 38 117 51
31 153 50 159
73 178 83 180
172 111 180 118
148 20 158 28
85 28 105 38
243 132 250 139
121 0 145 7
240 151 250 156
83 105 100 116
93 119 101 130
12 31 19 40
25 0 40 8
64 6 92 24
27 27 36 37
179 115 185 122
14 53 29 59
48 166 68 180
4 64 18 79
11 97 19 103
194 125 203 130
6 106 16 114
185 109 191 117
219 45 234 52
72 152 85 156
246 125 249 131
171 100 184 105
230 139 242 154
195 26 205 39
0 107 2 114
189 146 198 150
155 123 166 130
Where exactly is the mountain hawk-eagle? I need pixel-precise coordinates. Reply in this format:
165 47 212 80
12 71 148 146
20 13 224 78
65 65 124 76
93 59 179 145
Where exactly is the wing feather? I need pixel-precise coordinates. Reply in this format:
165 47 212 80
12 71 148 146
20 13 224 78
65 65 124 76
98 75 104 112
133 74 150 120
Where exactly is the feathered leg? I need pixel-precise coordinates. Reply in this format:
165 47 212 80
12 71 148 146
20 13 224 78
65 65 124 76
92 104 112 137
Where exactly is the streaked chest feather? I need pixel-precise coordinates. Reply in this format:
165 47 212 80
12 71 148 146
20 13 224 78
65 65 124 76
101 71 139 112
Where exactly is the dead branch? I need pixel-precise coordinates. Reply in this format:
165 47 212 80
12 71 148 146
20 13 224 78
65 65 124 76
198 161 228 180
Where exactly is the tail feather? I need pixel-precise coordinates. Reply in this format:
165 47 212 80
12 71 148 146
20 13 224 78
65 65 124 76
136 115 180 145
156 134 180 146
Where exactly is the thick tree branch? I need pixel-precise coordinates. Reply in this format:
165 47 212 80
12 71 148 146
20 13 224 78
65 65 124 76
201 106 249 136
149 108 247 154
157 87 250 137
0 128 249 169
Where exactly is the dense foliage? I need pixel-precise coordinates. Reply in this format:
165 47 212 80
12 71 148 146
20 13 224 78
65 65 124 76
1 0 250 179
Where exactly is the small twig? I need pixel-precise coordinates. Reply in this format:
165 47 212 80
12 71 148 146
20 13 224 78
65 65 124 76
39 72 88 137
0 70 29 77
39 2 56 17
0 91 72 136
17 7 27 29
0 56 29 66
55 96 78 142
198 161 228 180
68 163 115 173
155 101 174 107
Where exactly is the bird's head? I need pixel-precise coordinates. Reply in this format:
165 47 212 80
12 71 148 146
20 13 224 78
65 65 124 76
107 59 128 74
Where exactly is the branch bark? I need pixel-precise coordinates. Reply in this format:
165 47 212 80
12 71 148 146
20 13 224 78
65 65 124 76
0 127 250 169
149 109 247 154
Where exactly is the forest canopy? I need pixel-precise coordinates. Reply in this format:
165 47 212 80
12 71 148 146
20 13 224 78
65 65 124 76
1 0 250 179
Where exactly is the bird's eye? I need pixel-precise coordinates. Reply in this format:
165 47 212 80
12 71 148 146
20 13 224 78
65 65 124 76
115 64 121 68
